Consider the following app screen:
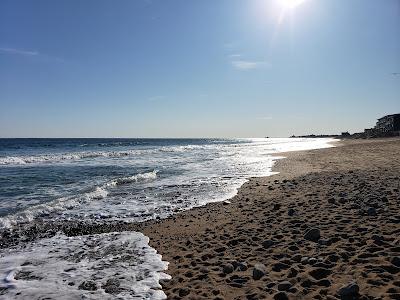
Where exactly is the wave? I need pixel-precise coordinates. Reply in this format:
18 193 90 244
0 146 209 165
107 170 158 186
0 150 143 165
0 144 228 166
0 170 158 230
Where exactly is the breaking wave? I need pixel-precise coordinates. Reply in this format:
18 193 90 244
0 150 146 165
0 170 158 229
107 170 158 187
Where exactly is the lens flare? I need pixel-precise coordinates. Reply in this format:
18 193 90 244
279 0 307 9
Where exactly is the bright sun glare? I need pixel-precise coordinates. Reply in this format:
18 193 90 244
279 0 307 9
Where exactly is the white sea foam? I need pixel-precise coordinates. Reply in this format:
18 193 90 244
107 170 158 187
0 150 145 165
0 231 171 299
0 170 158 230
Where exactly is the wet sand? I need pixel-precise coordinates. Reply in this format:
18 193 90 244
141 138 400 299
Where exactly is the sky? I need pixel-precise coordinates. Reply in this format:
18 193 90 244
0 0 399 138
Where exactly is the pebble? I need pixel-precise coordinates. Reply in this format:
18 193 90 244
367 207 377 216
309 268 331 280
291 254 302 263
179 288 190 297
274 291 289 300
287 268 298 278
262 239 275 248
308 258 318 265
391 256 400 267
223 263 234 274
328 198 336 204
277 281 292 291
304 228 321 242
288 208 296 216
253 263 267 280
232 261 248 271
337 281 360 297
273 204 281 211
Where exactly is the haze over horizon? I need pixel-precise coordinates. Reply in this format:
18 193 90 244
0 0 399 138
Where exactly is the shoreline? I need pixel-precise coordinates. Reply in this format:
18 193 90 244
1 138 399 299
0 138 335 248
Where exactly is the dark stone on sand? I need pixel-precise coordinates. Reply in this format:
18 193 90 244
301 257 309 265
381 264 400 274
253 263 267 280
272 262 290 272
301 279 313 288
317 279 331 287
308 258 318 265
287 268 298 278
391 257 400 267
314 262 334 269
337 282 360 298
288 208 296 216
228 275 248 287
288 245 299 251
215 247 226 253
367 207 377 216
291 254 302 263
223 263 234 274
78 280 97 291
328 198 336 204
179 288 190 297
304 228 320 242
277 281 292 291
232 261 248 271
274 291 289 300
327 254 340 263
309 268 332 280
273 204 281 211
262 239 275 248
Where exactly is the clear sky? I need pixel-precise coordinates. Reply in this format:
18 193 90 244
0 0 399 138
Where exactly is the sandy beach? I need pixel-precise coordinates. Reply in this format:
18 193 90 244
1 138 399 299
140 138 400 299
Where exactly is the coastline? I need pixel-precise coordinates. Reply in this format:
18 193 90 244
1 138 399 299
141 138 400 299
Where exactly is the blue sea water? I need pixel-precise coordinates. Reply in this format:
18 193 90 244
0 138 334 228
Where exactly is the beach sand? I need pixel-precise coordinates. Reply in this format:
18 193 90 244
140 138 400 299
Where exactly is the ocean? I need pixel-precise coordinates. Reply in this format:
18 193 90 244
0 138 334 299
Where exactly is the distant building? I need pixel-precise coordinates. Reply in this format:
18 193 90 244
374 114 400 134
364 128 376 138
341 131 350 137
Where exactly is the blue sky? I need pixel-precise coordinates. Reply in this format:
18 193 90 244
0 0 399 137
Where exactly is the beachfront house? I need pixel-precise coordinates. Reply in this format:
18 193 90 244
374 114 400 135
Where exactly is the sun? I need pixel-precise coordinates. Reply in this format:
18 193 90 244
278 0 307 9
